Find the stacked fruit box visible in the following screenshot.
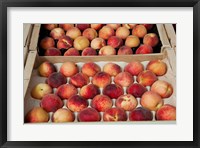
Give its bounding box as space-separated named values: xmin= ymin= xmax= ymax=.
xmin=24 ymin=24 xmax=176 ymax=123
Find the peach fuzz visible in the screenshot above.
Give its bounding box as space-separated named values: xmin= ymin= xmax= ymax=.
xmin=40 ymin=94 xmax=63 ymax=112
xmin=56 ymin=84 xmax=78 ymax=100
xmin=122 ymin=24 xmax=137 ymax=29
xmin=57 ymin=35 xmax=73 ymax=50
xmin=52 ymin=108 xmax=75 ymax=122
xmin=125 ymin=35 xmax=140 ymax=48
xmin=99 ymin=45 xmax=116 ymax=55
xmin=103 ymin=63 xmax=122 ymax=77
xmin=92 ymin=72 xmax=111 ymax=88
xmin=107 ymin=36 xmax=123 ymax=48
xmin=39 ymin=37 xmax=55 ymax=50
xmin=80 ymin=84 xmax=100 ymax=100
xmin=82 ymin=47 xmax=97 ymax=56
xmin=59 ymin=24 xmax=74 ymax=31
xmin=156 ymin=104 xmax=176 ymax=120
xmin=126 ymin=83 xmax=147 ymax=98
xmin=81 ymin=62 xmax=101 ymax=77
xmin=140 ymin=91 xmax=163 ymax=111
xmin=75 ymin=24 xmax=90 ymax=31
xmin=38 ymin=61 xmax=56 ymax=77
xmin=107 ymin=24 xmax=121 ymax=30
xmin=73 ymin=36 xmax=90 ymax=50
xmin=132 ymin=25 xmax=147 ymax=38
xmin=143 ymin=33 xmax=159 ymax=47
xmin=43 ymin=24 xmax=58 ymax=31
xmin=78 ymin=108 xmax=101 ymax=122
xmin=99 ymin=26 xmax=115 ymax=40
xmin=69 ymin=73 xmax=89 ymax=88
xmin=50 ymin=27 xmax=65 ymax=40
xmin=90 ymin=24 xmax=103 ymax=30
xmin=64 ymin=48 xmax=80 ymax=56
xmin=102 ymin=84 xmax=124 ymax=99
xmin=146 ymin=60 xmax=167 ymax=76
xmin=66 ymin=27 xmax=81 ymax=40
xmin=137 ymin=70 xmax=158 ymax=87
xmin=91 ymin=95 xmax=113 ymax=112
xmin=151 ymin=80 xmax=173 ymax=98
xmin=124 ymin=61 xmax=144 ymax=76
xmin=103 ymin=108 xmax=127 ymax=121
xmin=91 ymin=38 xmax=106 ymax=49
xmin=114 ymin=72 xmax=133 ymax=87
xmin=44 ymin=47 xmax=61 ymax=56
xmin=47 ymin=72 xmax=66 ymax=88
xmin=25 ymin=107 xmax=49 ymax=123
xmin=67 ymin=95 xmax=88 ymax=112
xmin=60 ymin=61 xmax=79 ymax=77
xmin=135 ymin=44 xmax=153 ymax=54
xmin=117 ymin=46 xmax=133 ymax=55
xmin=82 ymin=28 xmax=98 ymax=41
xmin=116 ymin=27 xmax=130 ymax=39
xmin=129 ymin=107 xmax=153 ymax=121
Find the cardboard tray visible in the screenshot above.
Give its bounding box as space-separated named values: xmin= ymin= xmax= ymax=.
xmin=164 ymin=24 xmax=176 ymax=53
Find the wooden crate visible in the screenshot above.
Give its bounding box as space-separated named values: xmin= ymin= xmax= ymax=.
xmin=164 ymin=24 xmax=176 ymax=53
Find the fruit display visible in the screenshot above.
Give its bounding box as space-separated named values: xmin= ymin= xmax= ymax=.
xmin=37 ymin=24 xmax=162 ymax=56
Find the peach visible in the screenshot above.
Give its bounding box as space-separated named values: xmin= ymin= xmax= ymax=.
xmin=92 ymin=72 xmax=111 ymax=88
xmin=117 ymin=46 xmax=133 ymax=55
xmin=57 ymin=35 xmax=73 ymax=50
xmin=143 ymin=33 xmax=159 ymax=47
xmin=81 ymin=62 xmax=101 ymax=77
xmin=78 ymin=108 xmax=101 ymax=122
xmin=90 ymin=24 xmax=103 ymax=30
xmin=99 ymin=45 xmax=116 ymax=55
xmin=116 ymin=94 xmax=138 ymax=111
xmin=132 ymin=25 xmax=147 ymax=38
xmin=124 ymin=61 xmax=144 ymax=76
xmin=122 ymin=24 xmax=137 ymax=29
xmin=69 ymin=73 xmax=89 ymax=88
xmin=82 ymin=28 xmax=97 ymax=41
xmin=44 ymin=47 xmax=61 ymax=56
xmin=59 ymin=24 xmax=74 ymax=31
xmin=99 ymin=26 xmax=115 ymax=40
xmin=80 ymin=84 xmax=100 ymax=100
xmin=103 ymin=108 xmax=127 ymax=121
xmin=39 ymin=37 xmax=55 ymax=50
xmin=25 ymin=107 xmax=49 ymax=123
xmin=91 ymin=38 xmax=106 ymax=49
xmin=146 ymin=60 xmax=167 ymax=76
xmin=82 ymin=47 xmax=97 ymax=56
xmin=137 ymin=70 xmax=158 ymax=87
xmin=114 ymin=72 xmax=133 ymax=87
xmin=31 ymin=83 xmax=53 ymax=100
xmin=75 ymin=24 xmax=90 ymax=31
xmin=129 ymin=107 xmax=153 ymax=121
xmin=73 ymin=36 xmax=90 ymax=50
xmin=40 ymin=94 xmax=63 ymax=112
xmin=156 ymin=104 xmax=176 ymax=120
xmin=151 ymin=80 xmax=173 ymax=98
xmin=60 ymin=61 xmax=79 ymax=77
xmin=43 ymin=24 xmax=58 ymax=31
xmin=103 ymin=63 xmax=122 ymax=76
xmin=107 ymin=24 xmax=121 ymax=30
xmin=125 ymin=35 xmax=140 ymax=48
xmin=64 ymin=48 xmax=80 ymax=56
xmin=143 ymin=24 xmax=154 ymax=30
xmin=50 ymin=28 xmax=65 ymax=40
xmin=135 ymin=44 xmax=153 ymax=54
xmin=140 ymin=91 xmax=163 ymax=111
xmin=52 ymin=108 xmax=75 ymax=122
xmin=47 ymin=72 xmax=66 ymax=88
xmin=67 ymin=95 xmax=88 ymax=112
xmin=126 ymin=83 xmax=147 ymax=98
xmin=56 ymin=84 xmax=78 ymax=100
xmin=102 ymin=84 xmax=124 ymax=99
xmin=38 ymin=61 xmax=56 ymax=77
xmin=66 ymin=27 xmax=81 ymax=40
xmin=116 ymin=27 xmax=130 ymax=39
xmin=107 ymin=36 xmax=123 ymax=48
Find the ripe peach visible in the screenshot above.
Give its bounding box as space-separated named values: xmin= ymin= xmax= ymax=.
xmin=91 ymin=38 xmax=106 ymax=49
xmin=151 ymin=80 xmax=173 ymax=98
xmin=124 ymin=61 xmax=144 ymax=76
xmin=143 ymin=33 xmax=159 ymax=47
xmin=99 ymin=26 xmax=115 ymax=40
xmin=38 ymin=61 xmax=56 ymax=77
xmin=91 ymin=95 xmax=113 ymax=112
xmin=82 ymin=28 xmax=97 ymax=41
xmin=64 ymin=48 xmax=80 ymax=56
xmin=40 ymin=94 xmax=63 ymax=112
xmin=117 ymin=46 xmax=133 ymax=55
xmin=102 ymin=84 xmax=124 ymax=99
xmin=67 ymin=95 xmax=88 ymax=112
xmin=107 ymin=36 xmax=123 ymax=48
xmin=132 ymin=25 xmax=147 ymax=38
xmin=143 ymin=24 xmax=154 ymax=30
xmin=56 ymin=84 xmax=78 ymax=100
xmin=140 ymin=91 xmax=163 ymax=111
xmin=60 ymin=61 xmax=79 ymax=77
xmin=90 ymin=24 xmax=103 ymax=30
xmin=129 ymin=107 xmax=153 ymax=121
xmin=43 ymin=24 xmax=58 ymax=31
xmin=69 ymin=73 xmax=89 ymax=88
xmin=135 ymin=44 xmax=153 ymax=54
xmin=47 ymin=72 xmax=67 ymax=88
xmin=116 ymin=27 xmax=130 ymax=39
xmin=137 ymin=70 xmax=158 ymax=86
xmin=52 ymin=108 xmax=75 ymax=122
xmin=78 ymin=108 xmax=101 ymax=122
xmin=82 ymin=47 xmax=97 ymax=56
xmin=146 ymin=60 xmax=167 ymax=76
xmin=122 ymin=24 xmax=137 ymax=29
xmin=103 ymin=108 xmax=127 ymax=121
xmin=50 ymin=28 xmax=65 ymax=40
xmin=59 ymin=24 xmax=74 ymax=31
xmin=126 ymin=83 xmax=147 ymax=98
xmin=107 ymin=24 xmax=121 ymax=30
xmin=103 ymin=63 xmax=122 ymax=76
xmin=75 ymin=24 xmax=90 ymax=31
xmin=25 ymin=107 xmax=49 ymax=123
xmin=73 ymin=36 xmax=90 ymax=50
xmin=81 ymin=62 xmax=101 ymax=77
xmin=156 ymin=104 xmax=176 ymax=120
xmin=40 ymin=37 xmax=55 ymax=50
xmin=57 ymin=35 xmax=73 ymax=50
xmin=80 ymin=84 xmax=100 ymax=99
xmin=114 ymin=72 xmax=133 ymax=87
xmin=92 ymin=72 xmax=111 ymax=88
xmin=66 ymin=27 xmax=81 ymax=40
xmin=31 ymin=83 xmax=53 ymax=100
xmin=44 ymin=47 xmax=61 ymax=56
xmin=125 ymin=35 xmax=140 ymax=48
xmin=116 ymin=94 xmax=138 ymax=111
xmin=99 ymin=45 xmax=116 ymax=55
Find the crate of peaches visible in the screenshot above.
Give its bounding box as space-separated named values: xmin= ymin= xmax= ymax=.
xmin=29 ymin=23 xmax=170 ymax=56
xmin=24 ymin=49 xmax=176 ymax=123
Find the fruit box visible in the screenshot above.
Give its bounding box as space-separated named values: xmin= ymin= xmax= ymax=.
xmin=24 ymin=48 xmax=176 ymax=124
xmin=164 ymin=24 xmax=176 ymax=53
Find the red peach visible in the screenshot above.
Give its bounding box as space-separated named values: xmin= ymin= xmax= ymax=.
xmin=60 ymin=61 xmax=79 ymax=77
xmin=44 ymin=47 xmax=61 ymax=56
xmin=91 ymin=38 xmax=106 ymax=49
xmin=82 ymin=47 xmax=97 ymax=56
xmin=125 ymin=35 xmax=140 ymax=48
xmin=78 ymin=108 xmax=101 ymax=122
xmin=107 ymin=36 xmax=123 ymax=48
xmin=137 ymin=70 xmax=158 ymax=87
xmin=90 ymin=24 xmax=103 ymax=30
xmin=135 ymin=44 xmax=153 ymax=54
xmin=52 ymin=108 xmax=75 ymax=122
xmin=57 ymin=35 xmax=73 ymax=50
xmin=66 ymin=27 xmax=81 ymax=40
xmin=47 ymin=72 xmax=67 ymax=88
xmin=103 ymin=108 xmax=127 ymax=121
xmin=124 ymin=61 xmax=144 ymax=76
xmin=81 ymin=62 xmax=101 ymax=77
xmin=64 ymin=48 xmax=80 ymax=56
xmin=99 ymin=45 xmax=116 ymax=55
xmin=132 ymin=25 xmax=147 ymax=38
xmin=40 ymin=37 xmax=55 ymax=50
xmin=67 ymin=95 xmax=88 ymax=112
xmin=50 ymin=28 xmax=65 ymax=40
xmin=156 ymin=104 xmax=176 ymax=120
xmin=107 ymin=24 xmax=121 ymax=30
xmin=117 ymin=46 xmax=133 ymax=55
xmin=59 ymin=24 xmax=74 ymax=31
xmin=103 ymin=63 xmax=122 ymax=76
xmin=146 ymin=60 xmax=167 ymax=76
xmin=80 ymin=84 xmax=100 ymax=100
xmin=69 ymin=73 xmax=89 ymax=88
xmin=143 ymin=24 xmax=154 ymax=30
xmin=122 ymin=24 xmax=137 ymax=29
xmin=75 ymin=24 xmax=90 ymax=31
xmin=99 ymin=26 xmax=115 ymax=40
xmin=92 ymin=72 xmax=111 ymax=88
xmin=82 ymin=28 xmax=98 ymax=41
xmin=73 ymin=36 xmax=90 ymax=50
xmin=114 ymin=72 xmax=133 ymax=87
xmin=116 ymin=27 xmax=130 ymax=39
xmin=56 ymin=84 xmax=78 ymax=100
xmin=129 ymin=107 xmax=153 ymax=121
xmin=43 ymin=24 xmax=58 ymax=31
xmin=102 ymin=84 xmax=124 ymax=99
xmin=126 ymin=83 xmax=147 ymax=98
xmin=143 ymin=33 xmax=159 ymax=47
xmin=38 ymin=61 xmax=56 ymax=77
